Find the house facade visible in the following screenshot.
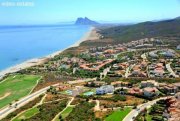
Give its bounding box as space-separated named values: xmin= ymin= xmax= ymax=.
xmin=96 ymin=85 xmax=114 ymax=95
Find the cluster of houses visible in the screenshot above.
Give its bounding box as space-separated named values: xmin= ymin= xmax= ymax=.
xmin=53 ymin=78 xmax=180 ymax=104
xmin=158 ymin=83 xmax=180 ymax=95
xmin=80 ymin=43 xmax=178 ymax=79
xmin=89 ymin=44 xmax=127 ymax=54
xmin=127 ymin=80 xmax=180 ymax=98
xmin=87 ymin=44 xmax=127 ymax=61
xmin=122 ymin=38 xmax=155 ymax=48
xmin=149 ymin=49 xmax=175 ymax=58
xmin=87 ymin=78 xmax=180 ymax=98
xmin=163 ymin=93 xmax=180 ymax=121
xmin=51 ymin=36 xmax=179 ymax=80
xmin=148 ymin=62 xmax=166 ymax=77
xmin=129 ymin=61 xmax=148 ymax=77
xmin=90 ymin=79 xmax=180 ymax=98
xmin=79 ymin=59 xmax=114 ymax=71
xmin=59 ymin=57 xmax=85 ymax=70
xmin=26 ymin=36 xmax=177 ymax=83
xmin=107 ymin=62 xmax=129 ymax=77
xmin=128 ymin=80 xmax=160 ymax=98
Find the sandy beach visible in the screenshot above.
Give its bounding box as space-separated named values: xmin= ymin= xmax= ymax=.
xmin=0 ymin=26 xmax=99 ymax=80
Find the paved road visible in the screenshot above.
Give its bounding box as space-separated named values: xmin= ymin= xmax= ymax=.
xmin=123 ymin=97 xmax=169 ymax=121
xmin=125 ymin=66 xmax=130 ymax=78
xmin=0 ymin=78 xmax=94 ymax=120
xmin=166 ymin=63 xmax=179 ymax=78
xmin=125 ymin=64 xmax=135 ymax=78
xmin=0 ymin=83 xmax=59 ymax=120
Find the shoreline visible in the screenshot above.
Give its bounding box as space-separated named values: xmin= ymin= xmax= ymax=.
xmin=0 ymin=26 xmax=99 ymax=80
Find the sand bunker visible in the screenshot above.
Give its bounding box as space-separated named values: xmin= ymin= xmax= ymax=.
xmin=0 ymin=92 xmax=11 ymax=100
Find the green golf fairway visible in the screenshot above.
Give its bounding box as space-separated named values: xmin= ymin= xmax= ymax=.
xmin=0 ymin=74 xmax=40 ymax=109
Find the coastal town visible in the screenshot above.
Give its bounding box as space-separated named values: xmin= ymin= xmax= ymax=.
xmin=0 ymin=25 xmax=179 ymax=121
xmin=2 ymin=0 xmax=180 ymax=121
xmin=22 ymin=37 xmax=180 ymax=80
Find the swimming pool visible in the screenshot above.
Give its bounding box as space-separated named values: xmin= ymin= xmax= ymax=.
xmin=65 ymin=90 xmax=72 ymax=95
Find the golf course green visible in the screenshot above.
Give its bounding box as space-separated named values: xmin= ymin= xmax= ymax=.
xmin=0 ymin=74 xmax=41 ymax=109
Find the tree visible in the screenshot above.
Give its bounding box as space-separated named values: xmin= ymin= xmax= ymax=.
xmin=59 ymin=115 xmax=62 ymax=120
xmin=9 ymin=103 xmax=12 ymax=107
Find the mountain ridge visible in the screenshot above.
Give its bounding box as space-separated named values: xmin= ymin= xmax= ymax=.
xmin=99 ymin=18 xmax=180 ymax=43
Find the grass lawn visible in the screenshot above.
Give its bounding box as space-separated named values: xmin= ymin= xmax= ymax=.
xmin=145 ymin=114 xmax=152 ymax=121
xmin=0 ymin=74 xmax=40 ymax=108
xmin=105 ymin=107 xmax=132 ymax=121
xmin=145 ymin=108 xmax=152 ymax=121
xmin=54 ymin=106 xmax=74 ymax=121
xmin=61 ymin=106 xmax=74 ymax=119
xmin=12 ymin=107 xmax=39 ymax=121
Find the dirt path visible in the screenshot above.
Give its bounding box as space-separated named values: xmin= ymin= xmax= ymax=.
xmin=94 ymin=100 xmax=100 ymax=111
xmin=0 ymin=93 xmax=11 ymax=100
xmin=52 ymin=97 xmax=74 ymax=121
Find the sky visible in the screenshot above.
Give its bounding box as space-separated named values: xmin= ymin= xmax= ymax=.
xmin=0 ymin=0 xmax=180 ymax=25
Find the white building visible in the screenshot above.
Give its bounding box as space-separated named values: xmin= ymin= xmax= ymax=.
xmin=177 ymin=45 xmax=180 ymax=50
xmin=96 ymin=85 xmax=114 ymax=95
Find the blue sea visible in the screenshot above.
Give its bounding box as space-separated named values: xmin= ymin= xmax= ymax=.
xmin=0 ymin=24 xmax=90 ymax=71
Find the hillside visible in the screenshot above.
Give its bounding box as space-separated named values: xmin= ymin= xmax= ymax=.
xmin=99 ymin=19 xmax=180 ymax=43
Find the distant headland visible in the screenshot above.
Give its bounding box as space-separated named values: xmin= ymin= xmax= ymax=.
xmin=75 ymin=17 xmax=99 ymax=25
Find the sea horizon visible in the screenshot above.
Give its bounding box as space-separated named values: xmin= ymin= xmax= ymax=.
xmin=0 ymin=24 xmax=91 ymax=71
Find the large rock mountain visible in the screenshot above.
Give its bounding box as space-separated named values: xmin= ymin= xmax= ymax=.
xmin=75 ymin=17 xmax=99 ymax=25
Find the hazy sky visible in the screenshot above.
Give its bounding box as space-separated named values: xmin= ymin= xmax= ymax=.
xmin=0 ymin=0 xmax=180 ymax=25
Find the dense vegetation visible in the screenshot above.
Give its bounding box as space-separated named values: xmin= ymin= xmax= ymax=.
xmin=135 ymin=99 xmax=167 ymax=121
xmin=99 ymin=18 xmax=180 ymax=43
xmin=26 ymin=99 xmax=68 ymax=121
xmin=65 ymin=101 xmax=96 ymax=121
xmin=12 ymin=107 xmax=39 ymax=121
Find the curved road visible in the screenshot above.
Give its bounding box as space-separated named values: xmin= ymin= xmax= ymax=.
xmin=166 ymin=63 xmax=179 ymax=78
xmin=123 ymin=97 xmax=170 ymax=121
